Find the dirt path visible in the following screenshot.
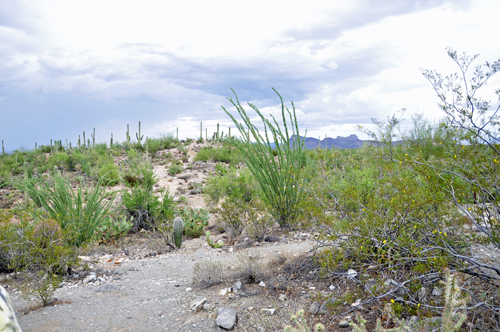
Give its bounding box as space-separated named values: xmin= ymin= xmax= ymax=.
xmin=11 ymin=239 xmax=315 ymax=332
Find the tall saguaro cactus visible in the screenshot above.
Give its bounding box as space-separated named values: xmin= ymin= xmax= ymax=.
xmin=126 ymin=124 xmax=130 ymax=143
xmin=136 ymin=121 xmax=143 ymax=145
xmin=91 ymin=128 xmax=96 ymax=148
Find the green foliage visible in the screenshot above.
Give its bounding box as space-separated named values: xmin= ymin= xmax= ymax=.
xmin=0 ymin=210 xmax=78 ymax=306
xmin=193 ymin=145 xmax=242 ymax=164
xmin=204 ymin=166 xmax=259 ymax=206
xmin=168 ymin=164 xmax=183 ymax=176
xmin=205 ymin=231 xmax=223 ymax=248
xmin=13 ymin=172 xmax=116 ymax=247
xmin=93 ymin=215 xmax=133 ymax=243
xmin=97 ymin=162 xmax=120 ymax=186
xmin=283 ymin=309 xmax=325 ymax=332
xmin=175 ymin=206 xmax=209 ymax=238
xmin=223 ymin=88 xmax=307 ymax=227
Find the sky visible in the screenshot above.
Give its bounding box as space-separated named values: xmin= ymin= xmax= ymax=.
xmin=1 ymin=0 xmax=500 ymax=152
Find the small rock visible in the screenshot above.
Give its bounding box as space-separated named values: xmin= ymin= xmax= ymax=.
xmin=264 ymin=236 xmax=281 ymax=242
xmin=219 ymin=288 xmax=232 ymax=296
xmin=191 ymin=297 xmax=207 ymax=313
xmin=203 ymin=302 xmax=214 ymax=311
xmin=309 ymin=302 xmax=320 ymax=314
xmin=347 ymin=269 xmax=357 ymax=279
xmin=232 ymin=280 xmax=242 ymax=293
xmin=259 ymin=281 xmax=266 ymax=287
xmin=215 ymin=308 xmax=237 ymax=330
xmin=185 ymin=287 xmax=193 ymax=292
xmin=351 ymin=299 xmax=361 ymax=307
xmin=329 ymin=285 xmax=336 ymax=291
xmin=261 ymin=308 xmax=276 ymax=315
xmin=83 ymin=274 xmax=96 ymax=284
xmin=339 ymin=320 xmax=350 ymax=328
xmin=278 ymin=294 xmax=287 ymax=302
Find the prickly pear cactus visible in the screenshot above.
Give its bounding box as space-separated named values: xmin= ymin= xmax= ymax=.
xmin=173 ymin=217 xmax=184 ymax=249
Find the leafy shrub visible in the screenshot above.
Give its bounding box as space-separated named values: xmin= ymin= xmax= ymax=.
xmin=168 ymin=164 xmax=183 ymax=176
xmin=194 ymin=145 xmax=242 ymax=164
xmin=97 ymin=163 xmax=120 ymax=186
xmin=204 ymin=166 xmax=259 ymax=206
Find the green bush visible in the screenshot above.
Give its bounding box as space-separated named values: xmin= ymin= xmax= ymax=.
xmin=13 ymin=172 xmax=117 ymax=247
xmin=97 ymin=163 xmax=120 ymax=186
xmin=194 ymin=145 xmax=242 ymax=164
xmin=168 ymin=164 xmax=183 ymax=176
xmin=204 ymin=166 xmax=259 ymax=206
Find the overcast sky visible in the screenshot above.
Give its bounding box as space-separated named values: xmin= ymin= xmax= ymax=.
xmin=1 ymin=0 xmax=499 ymax=151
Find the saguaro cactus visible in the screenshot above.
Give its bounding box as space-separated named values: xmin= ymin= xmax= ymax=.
xmin=173 ymin=217 xmax=184 ymax=249
xmin=110 ymin=133 xmax=113 ymax=148
xmin=126 ymin=124 xmax=130 ymax=143
xmin=136 ymin=121 xmax=143 ymax=144
xmin=91 ymin=128 xmax=95 ymax=148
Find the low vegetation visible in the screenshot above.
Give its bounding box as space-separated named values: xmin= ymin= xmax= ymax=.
xmin=0 ymin=49 xmax=499 ymax=330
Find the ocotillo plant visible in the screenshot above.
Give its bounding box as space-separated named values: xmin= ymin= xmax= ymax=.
xmin=173 ymin=217 xmax=184 ymax=249
xmin=91 ymin=128 xmax=95 ymax=148
xmin=136 ymin=121 xmax=143 ymax=145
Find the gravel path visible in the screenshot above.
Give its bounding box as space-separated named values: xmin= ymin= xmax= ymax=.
xmin=11 ymin=240 xmax=314 ymax=332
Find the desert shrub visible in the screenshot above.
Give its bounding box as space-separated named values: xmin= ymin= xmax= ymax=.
xmin=192 ymin=260 xmax=226 ymax=286
xmin=204 ymin=166 xmax=259 ymax=206
xmin=194 ymin=145 xmax=242 ymax=164
xmin=47 ymin=152 xmax=69 ymax=170
xmin=223 ymin=88 xmax=307 ymax=227
xmin=310 ymin=49 xmax=500 ymax=327
xmin=283 ymin=309 xmax=325 ymax=332
xmin=233 ymin=252 xmax=265 ymax=284
xmin=12 ymin=171 xmax=116 ymax=247
xmin=0 ymin=210 xmax=78 ymax=307
xmin=218 ymin=198 xmax=272 ymax=241
xmin=168 ymin=164 xmax=183 ymax=176
xmin=97 ymin=162 xmax=120 ymax=186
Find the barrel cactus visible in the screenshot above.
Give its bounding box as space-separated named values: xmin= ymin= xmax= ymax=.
xmin=173 ymin=217 xmax=184 ymax=249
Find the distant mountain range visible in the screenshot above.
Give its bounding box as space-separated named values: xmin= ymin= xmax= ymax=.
xmin=289 ymin=134 xmax=369 ymax=150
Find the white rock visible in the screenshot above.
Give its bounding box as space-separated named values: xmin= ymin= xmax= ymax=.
xmin=185 ymin=287 xmax=193 ymax=292
xmin=347 ymin=269 xmax=357 ymax=279
xmin=278 ymin=294 xmax=287 ymax=302
xmin=219 ymin=288 xmax=232 ymax=296
xmin=190 ymin=296 xmax=207 ymax=312
xmin=259 ymin=281 xmax=266 ymax=287
xmin=261 ymin=308 xmax=276 ymax=315
xmin=329 ymin=285 xmax=336 ymax=290
xmin=351 ymin=299 xmax=361 ymax=307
